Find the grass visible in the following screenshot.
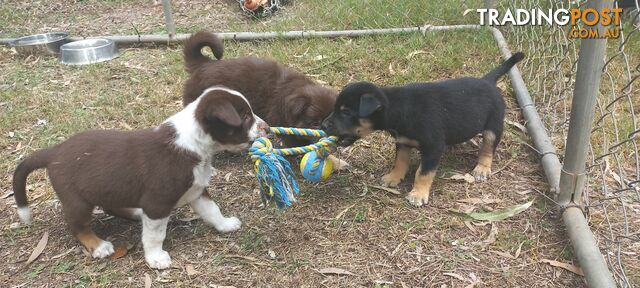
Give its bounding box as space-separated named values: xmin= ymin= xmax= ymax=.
xmin=0 ymin=0 xmax=485 ymax=37
xmin=1 ymin=0 xmax=634 ymax=287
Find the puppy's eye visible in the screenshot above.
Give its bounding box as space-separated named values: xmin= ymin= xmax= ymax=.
xmin=341 ymin=108 xmax=354 ymax=117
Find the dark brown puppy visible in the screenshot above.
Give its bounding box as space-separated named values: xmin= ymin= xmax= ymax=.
xmin=183 ymin=31 xmax=335 ymax=136
xmin=13 ymin=87 xmax=268 ymax=269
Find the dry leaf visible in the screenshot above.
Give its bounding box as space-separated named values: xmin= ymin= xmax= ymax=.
xmin=468 ymin=272 xmax=480 ymax=284
xmin=334 ymin=204 xmax=356 ymax=220
xmin=14 ymin=141 xmax=22 ymax=152
xmin=315 ymin=79 xmax=328 ymax=85
xmin=452 ymin=201 xmax=533 ymax=221
xmin=491 ymin=250 xmax=516 ymax=259
xmin=51 ymin=247 xmax=76 ymax=260
xmin=317 ymin=267 xmax=355 ymax=276
xmin=406 ymin=50 xmax=428 ymax=59
xmin=369 ymin=185 xmax=401 ymax=195
xmin=186 ymin=264 xmax=198 ymax=276
xmin=388 ymin=62 xmax=395 ymax=74
xmin=607 ymin=170 xmax=624 ymax=187
xmin=514 ymin=241 xmax=525 ymax=258
xmin=458 ymin=197 xmax=503 ymax=205
xmin=463 ymin=8 xmax=474 ymax=16
xmin=464 ymin=221 xmax=477 ymax=233
xmin=482 ymin=224 xmax=498 ymax=246
xmin=119 ymin=121 xmax=133 ymax=130
xmin=224 ymin=172 xmax=232 ymax=182
xmin=26 ymin=231 xmax=48 ymax=265
xmin=110 ymin=245 xmax=128 ymax=260
xmin=1 ymin=190 xmax=14 ymax=199
xmin=144 ymin=273 xmax=152 ymax=288
xmin=507 ymin=120 xmax=527 ymax=133
xmin=540 ymin=259 xmax=584 ymax=276
xmin=449 ymin=173 xmax=475 ymax=184
xmin=443 ymin=272 xmax=465 ymax=281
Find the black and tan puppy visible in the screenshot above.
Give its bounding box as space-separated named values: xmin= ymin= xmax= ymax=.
xmin=321 ymin=53 xmax=524 ymax=207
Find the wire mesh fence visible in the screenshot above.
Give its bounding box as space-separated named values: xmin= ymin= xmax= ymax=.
xmin=497 ymin=0 xmax=640 ymax=286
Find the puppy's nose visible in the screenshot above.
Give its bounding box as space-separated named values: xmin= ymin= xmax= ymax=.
xmin=255 ymin=116 xmax=270 ymax=137
xmin=321 ymin=117 xmax=332 ymax=131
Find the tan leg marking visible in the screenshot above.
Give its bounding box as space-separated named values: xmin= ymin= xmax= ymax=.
xmin=382 ymin=146 xmax=411 ymax=187
xmin=406 ymin=165 xmax=436 ymax=207
xmin=76 ymin=229 xmax=106 ymax=251
xmin=472 ymin=130 xmax=496 ymax=181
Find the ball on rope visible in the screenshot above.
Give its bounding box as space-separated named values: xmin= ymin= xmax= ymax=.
xmin=248 ymin=127 xmax=338 ymax=208
xmin=300 ymin=150 xmax=333 ymax=182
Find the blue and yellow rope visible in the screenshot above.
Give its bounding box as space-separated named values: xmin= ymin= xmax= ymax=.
xmin=248 ymin=127 xmax=337 ymax=208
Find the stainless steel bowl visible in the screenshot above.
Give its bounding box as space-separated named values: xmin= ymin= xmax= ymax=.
xmin=10 ymin=32 xmax=70 ymax=55
xmin=60 ymin=39 xmax=119 ymax=65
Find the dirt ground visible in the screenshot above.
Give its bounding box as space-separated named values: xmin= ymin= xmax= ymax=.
xmin=0 ymin=1 xmax=593 ymax=287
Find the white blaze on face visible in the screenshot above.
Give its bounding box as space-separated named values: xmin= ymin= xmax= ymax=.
xmin=165 ymin=85 xmax=269 ymax=156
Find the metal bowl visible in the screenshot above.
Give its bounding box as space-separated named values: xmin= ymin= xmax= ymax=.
xmin=60 ymin=39 xmax=119 ymax=65
xmin=10 ymin=32 xmax=70 ymax=56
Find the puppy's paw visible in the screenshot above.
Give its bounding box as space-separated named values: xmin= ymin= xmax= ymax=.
xmin=472 ymin=164 xmax=492 ymax=182
xmin=92 ymin=240 xmax=114 ymax=259
xmin=406 ymin=189 xmax=429 ymax=207
xmin=215 ymin=216 xmax=242 ymax=233
xmin=145 ymin=250 xmax=172 ymax=269
xmin=382 ymin=173 xmax=403 ymax=187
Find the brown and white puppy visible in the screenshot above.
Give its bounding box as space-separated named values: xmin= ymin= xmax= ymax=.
xmin=12 ymin=86 xmax=269 ymax=269
xmin=182 ymin=30 xmax=348 ymax=169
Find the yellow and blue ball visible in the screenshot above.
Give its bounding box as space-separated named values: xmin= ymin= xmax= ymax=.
xmin=300 ymin=151 xmax=333 ymax=182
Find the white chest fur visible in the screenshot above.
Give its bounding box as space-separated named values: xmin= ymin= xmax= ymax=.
xmin=176 ymin=159 xmax=217 ymax=207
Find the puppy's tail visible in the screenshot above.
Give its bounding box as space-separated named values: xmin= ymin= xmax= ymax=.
xmin=482 ymin=52 xmax=525 ymax=83
xmin=12 ymin=148 xmax=54 ymax=224
xmin=183 ymin=30 xmax=224 ymax=74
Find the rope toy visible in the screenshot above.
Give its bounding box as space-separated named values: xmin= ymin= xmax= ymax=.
xmin=248 ymin=127 xmax=338 ymax=208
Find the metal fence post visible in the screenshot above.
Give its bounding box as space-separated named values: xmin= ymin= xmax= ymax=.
xmin=161 ymin=0 xmax=176 ymax=39
xmin=484 ymin=0 xmax=493 ymax=24
xmin=558 ymin=0 xmax=617 ymax=287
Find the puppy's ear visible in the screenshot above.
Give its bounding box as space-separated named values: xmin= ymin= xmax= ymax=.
xmin=285 ymin=95 xmax=309 ymax=124
xmin=359 ymin=93 xmax=381 ymax=117
xmin=208 ymin=101 xmax=242 ymax=127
